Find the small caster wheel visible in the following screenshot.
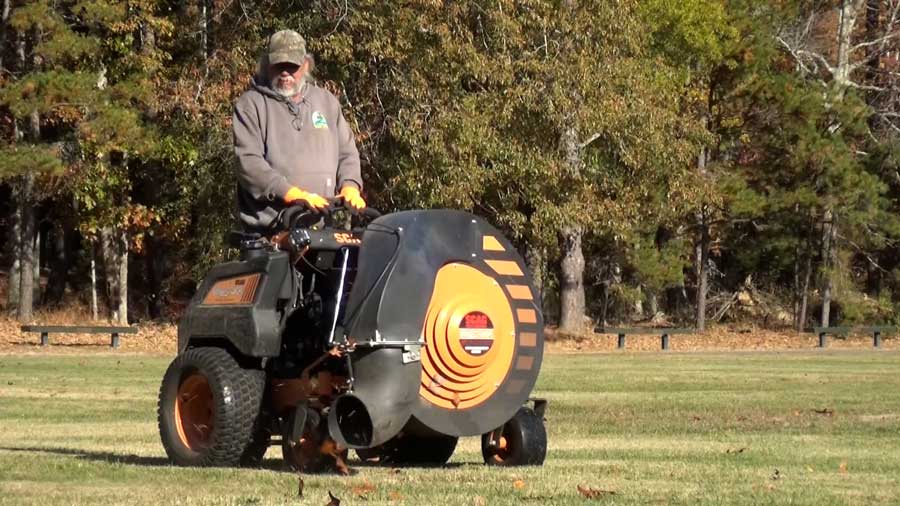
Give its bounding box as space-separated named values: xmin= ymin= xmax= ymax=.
xmin=481 ymin=407 xmax=546 ymax=466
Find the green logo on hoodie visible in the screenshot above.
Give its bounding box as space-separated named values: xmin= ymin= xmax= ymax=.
xmin=312 ymin=111 xmax=328 ymax=129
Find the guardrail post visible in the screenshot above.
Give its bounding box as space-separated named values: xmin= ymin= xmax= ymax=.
xmin=111 ymin=332 xmax=120 ymax=349
xmin=40 ymin=332 xmax=49 ymax=347
xmin=818 ymin=332 xmax=827 ymax=348
xmin=617 ymin=333 xmax=625 ymax=349
xmin=661 ymin=333 xmax=669 ymax=351
xmin=874 ymin=331 xmax=881 ymax=348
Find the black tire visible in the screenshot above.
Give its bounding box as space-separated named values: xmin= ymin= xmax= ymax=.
xmin=481 ymin=407 xmax=547 ymax=466
xmin=240 ymin=425 xmax=272 ymax=467
xmin=356 ymin=433 xmax=458 ymax=466
xmin=158 ymin=347 xmax=266 ymax=467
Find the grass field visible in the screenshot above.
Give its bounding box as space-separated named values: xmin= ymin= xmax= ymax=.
xmin=1 ymin=350 xmax=899 ymax=505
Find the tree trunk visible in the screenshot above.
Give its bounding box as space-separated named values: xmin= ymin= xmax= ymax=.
xmin=32 ymin=227 xmax=40 ymax=305
xmin=695 ymin=140 xmax=711 ymax=332
xmin=695 ymin=215 xmax=710 ymax=332
xmin=6 ymin=180 xmax=21 ymax=315
xmin=101 ymin=227 xmax=117 ymax=322
xmin=117 ymin=229 xmax=128 ymax=325
xmin=798 ymin=247 xmax=813 ymax=332
xmin=820 ymin=210 xmax=836 ymax=327
xmin=557 ymin=125 xmax=586 ymax=332
xmin=834 ymin=0 xmax=865 ymax=90
xmin=45 ymin=224 xmax=68 ymax=305
xmin=0 ymin=0 xmax=10 ymax=72
xmin=525 ymin=244 xmax=544 ymax=313
xmin=91 ymin=244 xmax=98 ymax=321
xmin=17 ymin=174 xmax=35 ymax=323
xmin=558 ymin=226 xmax=585 ymax=332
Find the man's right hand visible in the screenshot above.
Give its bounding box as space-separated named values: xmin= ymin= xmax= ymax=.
xmin=284 ymin=187 xmax=329 ymax=210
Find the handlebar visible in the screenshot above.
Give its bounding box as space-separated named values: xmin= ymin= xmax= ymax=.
xmin=278 ymin=197 xmax=381 ymax=231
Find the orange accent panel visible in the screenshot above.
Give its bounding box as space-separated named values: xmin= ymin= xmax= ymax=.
xmin=202 ymin=274 xmax=261 ymax=305
xmin=482 ymin=236 xmax=506 ymax=252
xmin=506 ymin=379 xmax=526 ymax=395
xmin=516 ymin=308 xmax=537 ymax=324
xmin=515 ymin=356 xmax=535 ymax=370
xmin=505 ymin=285 xmax=533 ymax=300
xmin=485 ymin=260 xmax=523 ymax=277
xmin=419 ymin=263 xmax=516 ymax=410
xmin=519 ymin=332 xmax=537 ymax=347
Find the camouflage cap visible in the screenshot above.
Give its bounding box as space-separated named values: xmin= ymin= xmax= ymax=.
xmin=267 ymin=30 xmax=307 ymax=66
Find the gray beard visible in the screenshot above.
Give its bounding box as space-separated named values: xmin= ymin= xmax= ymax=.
xmin=273 ymin=78 xmax=304 ymax=98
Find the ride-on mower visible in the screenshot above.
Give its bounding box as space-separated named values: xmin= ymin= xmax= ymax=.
xmin=157 ymin=201 xmax=546 ymax=472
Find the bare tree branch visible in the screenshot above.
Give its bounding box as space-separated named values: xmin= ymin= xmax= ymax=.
xmin=579 ymin=132 xmax=603 ymax=150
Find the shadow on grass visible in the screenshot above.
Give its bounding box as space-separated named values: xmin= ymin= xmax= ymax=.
xmin=3 ymin=341 xmax=115 ymax=348
xmin=0 ymin=446 xmax=471 ymax=473
xmin=0 ymin=445 xmax=171 ymax=467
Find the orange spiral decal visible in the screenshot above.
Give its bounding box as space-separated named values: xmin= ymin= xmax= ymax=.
xmin=420 ymin=263 xmax=516 ymax=410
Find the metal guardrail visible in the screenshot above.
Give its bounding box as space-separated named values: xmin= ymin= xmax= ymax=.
xmin=20 ymin=325 xmax=138 ymax=348
xmin=813 ymin=326 xmax=897 ymax=348
xmin=594 ymin=327 xmax=695 ymax=351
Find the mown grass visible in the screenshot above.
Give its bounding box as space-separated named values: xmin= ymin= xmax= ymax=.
xmin=0 ymin=350 xmax=898 ymax=505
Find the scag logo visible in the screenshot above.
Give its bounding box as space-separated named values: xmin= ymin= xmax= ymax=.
xmin=458 ymin=311 xmax=494 ymax=356
xmin=333 ymin=233 xmax=362 ymax=245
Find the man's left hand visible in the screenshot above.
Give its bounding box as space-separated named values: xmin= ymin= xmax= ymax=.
xmin=339 ymin=186 xmax=366 ymax=211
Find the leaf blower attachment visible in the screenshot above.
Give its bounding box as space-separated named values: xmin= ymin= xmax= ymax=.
xmin=328 ymin=210 xmax=544 ymax=449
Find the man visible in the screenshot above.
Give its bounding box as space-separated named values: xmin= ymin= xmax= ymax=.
xmin=233 ymin=29 xmax=366 ymax=232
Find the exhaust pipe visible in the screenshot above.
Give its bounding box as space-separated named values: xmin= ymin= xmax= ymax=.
xmin=328 ymin=347 xmax=420 ymax=449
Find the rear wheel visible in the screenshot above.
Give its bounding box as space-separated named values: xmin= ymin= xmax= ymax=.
xmin=356 ymin=433 xmax=458 ymax=466
xmin=158 ymin=347 xmax=266 ymax=467
xmin=481 ymin=407 xmax=546 ymax=466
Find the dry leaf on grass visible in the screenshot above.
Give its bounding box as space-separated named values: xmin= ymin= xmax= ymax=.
xmin=325 ymin=491 xmax=341 ymax=506
xmin=352 ymin=480 xmax=377 ymax=498
xmin=577 ymin=485 xmax=616 ymax=499
xmin=839 ymin=461 xmax=848 ymax=474
xmin=513 ymin=479 xmax=526 ymax=490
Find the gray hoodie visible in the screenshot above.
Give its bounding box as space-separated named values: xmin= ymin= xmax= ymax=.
xmin=232 ymin=76 xmax=362 ymax=232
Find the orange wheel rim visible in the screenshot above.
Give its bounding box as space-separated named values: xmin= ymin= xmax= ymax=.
xmin=490 ymin=432 xmax=511 ymax=463
xmin=174 ymin=372 xmax=214 ymax=450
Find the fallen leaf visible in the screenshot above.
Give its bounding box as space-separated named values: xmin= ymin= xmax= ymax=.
xmin=813 ymin=408 xmax=834 ymax=416
xmin=577 ymin=485 xmax=616 ymax=499
xmin=793 ymin=410 xmax=801 ymax=417
xmin=691 ymin=415 xmax=702 ymax=421
xmin=513 ymin=479 xmax=526 ymax=490
xmin=766 ymin=483 xmax=777 ymax=491
xmin=352 ymin=480 xmax=377 ymax=498
xmin=839 ymin=461 xmax=848 ymax=474
xmin=325 ymin=491 xmax=341 ymax=506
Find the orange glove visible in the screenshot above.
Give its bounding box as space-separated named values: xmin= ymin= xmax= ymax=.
xmin=339 ymin=186 xmax=366 ymax=211
xmin=284 ymin=187 xmax=328 ymax=210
